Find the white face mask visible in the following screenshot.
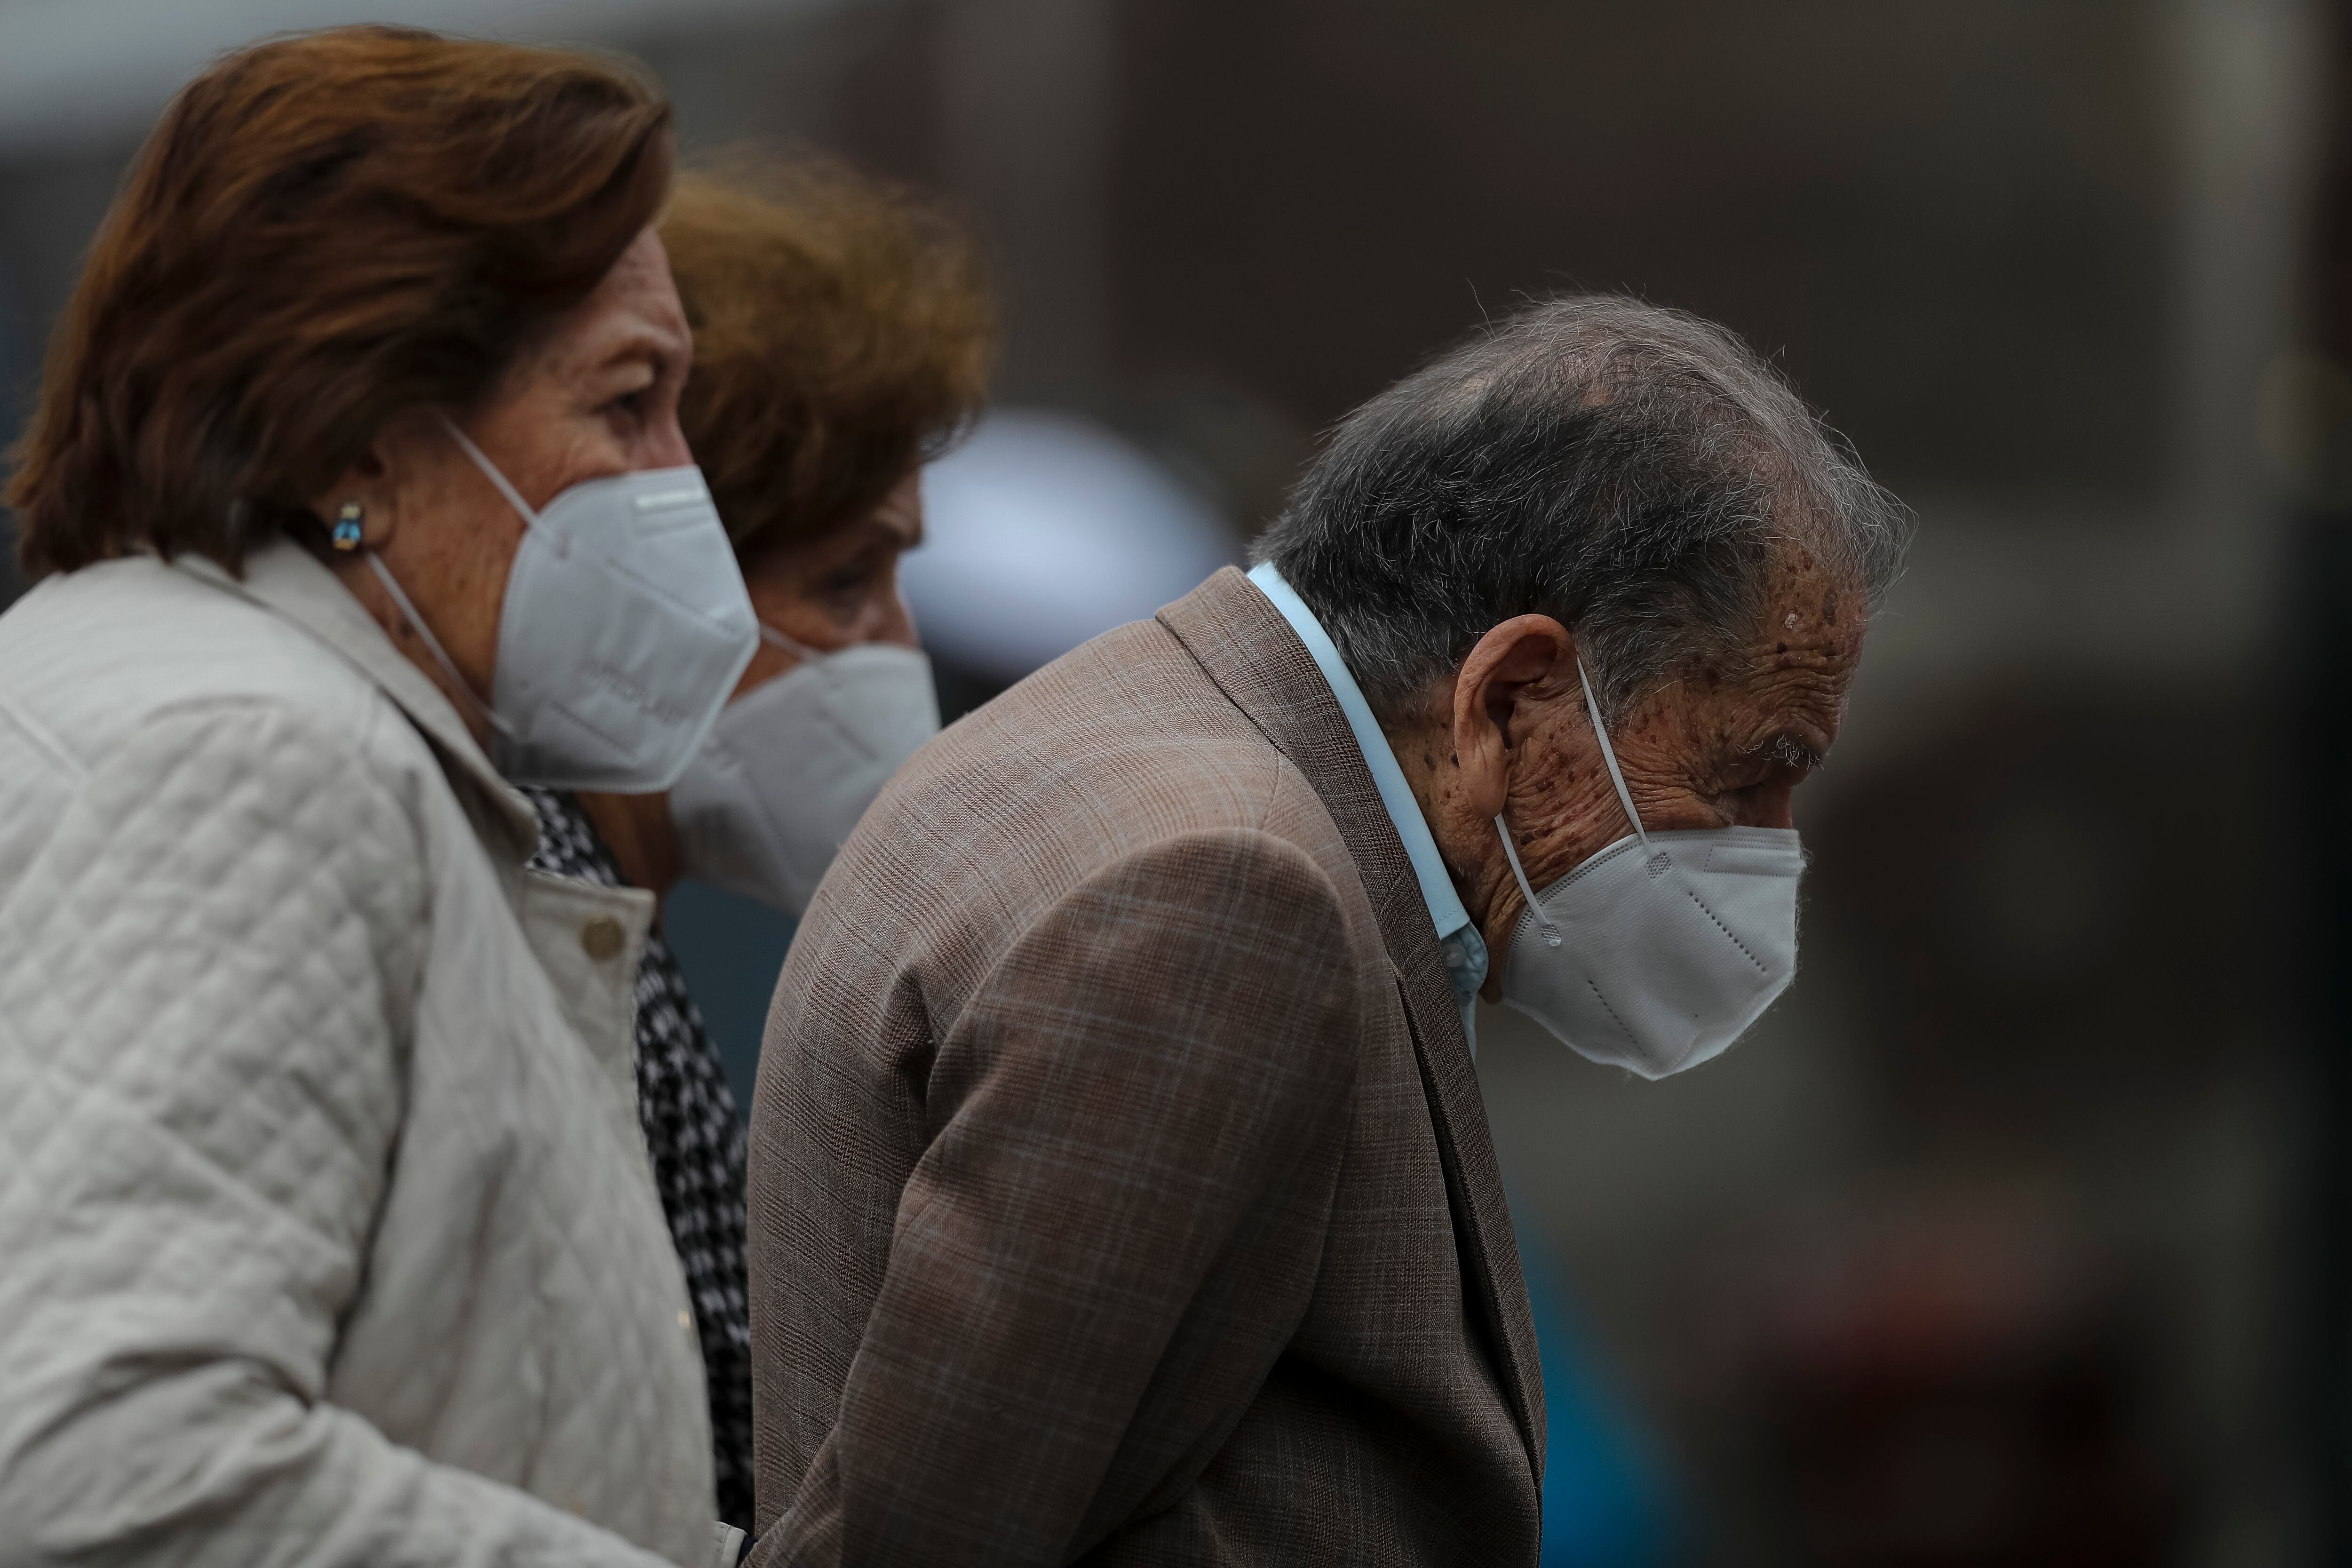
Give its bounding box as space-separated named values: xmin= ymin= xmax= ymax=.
xmin=1492 ymin=660 xmax=1805 ymax=1080
xmin=366 ymin=419 xmax=759 ymax=791
xmin=667 ymin=622 xmax=940 ymax=914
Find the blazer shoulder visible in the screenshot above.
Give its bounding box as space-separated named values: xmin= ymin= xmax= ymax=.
xmin=882 ymin=617 xmax=1299 ymax=862
xmin=796 ymin=617 xmax=1377 ymax=1032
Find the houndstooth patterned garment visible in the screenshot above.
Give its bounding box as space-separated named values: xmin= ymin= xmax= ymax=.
xmin=523 ymin=787 xmax=755 ymax=1534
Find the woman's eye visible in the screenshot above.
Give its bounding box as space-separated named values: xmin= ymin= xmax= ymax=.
xmin=824 ymin=564 xmax=879 ymax=603
xmin=824 ymin=588 xmax=872 ymax=625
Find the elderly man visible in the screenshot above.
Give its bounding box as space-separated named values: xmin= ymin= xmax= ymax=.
xmin=747 ymin=296 xmax=1907 ymax=1565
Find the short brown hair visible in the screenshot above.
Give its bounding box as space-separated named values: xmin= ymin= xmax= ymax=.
xmin=7 ymin=26 xmax=673 ymax=580
xmin=661 ymin=155 xmax=995 ymax=556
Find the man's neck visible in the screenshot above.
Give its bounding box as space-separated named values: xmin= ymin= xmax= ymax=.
xmin=1378 ymin=708 xmax=1509 ymax=950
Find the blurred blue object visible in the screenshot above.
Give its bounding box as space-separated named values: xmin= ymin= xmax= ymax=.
xmin=905 ymin=408 xmax=1240 ymax=683
xmin=1515 ymin=1211 xmax=1684 ymax=1568
xmin=661 ymin=878 xmax=797 ymax=1117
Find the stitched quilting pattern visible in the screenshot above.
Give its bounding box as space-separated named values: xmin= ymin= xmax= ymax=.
xmin=0 ymin=686 xmax=712 ymax=1566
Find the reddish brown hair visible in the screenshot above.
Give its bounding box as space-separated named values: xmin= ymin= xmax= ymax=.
xmin=661 ymin=154 xmax=995 ymax=557
xmin=6 ymin=26 xmax=673 ymax=579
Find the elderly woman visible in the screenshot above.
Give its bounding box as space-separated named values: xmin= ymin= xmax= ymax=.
xmin=515 ymin=159 xmax=994 ymax=1531
xmin=0 ymin=29 xmax=752 ymax=1568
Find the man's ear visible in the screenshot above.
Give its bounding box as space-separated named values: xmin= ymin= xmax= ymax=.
xmin=1449 ymin=614 xmax=1574 ymax=819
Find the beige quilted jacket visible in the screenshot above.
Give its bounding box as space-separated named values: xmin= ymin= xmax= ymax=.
xmin=0 ymin=542 xmax=735 ymax=1568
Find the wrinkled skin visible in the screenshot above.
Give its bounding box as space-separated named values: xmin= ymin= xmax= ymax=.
xmin=1386 ymin=545 xmax=1869 ymax=997
xmin=312 ymin=225 xmax=697 ymax=742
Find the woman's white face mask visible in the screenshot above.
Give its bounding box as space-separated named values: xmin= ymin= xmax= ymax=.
xmin=365 ymin=417 xmax=759 ymax=792
xmin=667 ymin=621 xmax=939 ymax=914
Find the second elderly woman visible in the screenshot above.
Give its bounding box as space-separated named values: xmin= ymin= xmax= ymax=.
xmin=0 ymin=28 xmax=749 ymax=1567
xmin=515 ymin=158 xmax=994 ymax=1531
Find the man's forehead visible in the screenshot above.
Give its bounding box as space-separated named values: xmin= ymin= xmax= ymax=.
xmin=1716 ymin=571 xmax=1867 ymax=746
xmin=1747 ymin=549 xmax=1867 ymax=654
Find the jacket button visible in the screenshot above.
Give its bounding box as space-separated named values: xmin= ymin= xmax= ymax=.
xmin=580 ymin=915 xmax=625 ymax=960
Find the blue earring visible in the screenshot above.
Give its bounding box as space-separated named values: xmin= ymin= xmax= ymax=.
xmin=331 ymin=501 xmax=364 ymax=552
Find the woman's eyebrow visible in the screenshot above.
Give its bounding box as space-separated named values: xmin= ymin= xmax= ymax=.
xmin=599 ymin=342 xmax=667 ymax=376
xmin=589 ymin=320 xmax=690 ymax=379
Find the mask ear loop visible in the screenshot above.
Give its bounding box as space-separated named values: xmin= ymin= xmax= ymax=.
xmin=438 ymin=415 xmax=544 ymax=532
xmin=757 ymin=622 xmax=825 ymax=663
xmin=1493 ymin=814 xmax=1563 ymax=949
xmin=389 ymin=415 xmax=536 ymax=741
xmin=1575 ymin=657 xmax=1650 ymax=851
xmin=1491 ymin=652 xmax=1654 ymax=955
xmin=363 ymin=552 xmax=511 ymax=742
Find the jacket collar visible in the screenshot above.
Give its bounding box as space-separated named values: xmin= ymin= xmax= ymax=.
xmin=1157 ymin=565 xmax=1546 ymax=1480
xmin=1243 ymin=562 xmax=1479 ymax=947
xmin=170 ymin=541 xmax=543 ymax=862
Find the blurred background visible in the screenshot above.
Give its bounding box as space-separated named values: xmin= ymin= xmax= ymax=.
xmin=1 ymin=0 xmax=2344 ymax=1560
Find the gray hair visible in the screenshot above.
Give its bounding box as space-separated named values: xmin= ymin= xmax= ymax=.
xmin=1253 ymin=294 xmax=1911 ymax=724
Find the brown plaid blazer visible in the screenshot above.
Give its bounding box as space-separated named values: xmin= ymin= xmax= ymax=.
xmin=746 ymin=567 xmax=1545 ymax=1565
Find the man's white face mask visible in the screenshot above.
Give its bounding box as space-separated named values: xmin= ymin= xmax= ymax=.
xmin=1492 ymin=660 xmax=1806 ymax=1079
xmin=668 ymin=621 xmax=940 ymax=914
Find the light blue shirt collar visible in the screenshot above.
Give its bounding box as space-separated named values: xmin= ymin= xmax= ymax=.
xmin=1248 ymin=563 xmax=1489 ymax=1042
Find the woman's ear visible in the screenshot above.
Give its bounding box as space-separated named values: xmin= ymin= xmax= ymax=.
xmin=307 ymin=437 xmax=402 ymax=550
xmin=1449 ymin=614 xmax=1574 ymax=820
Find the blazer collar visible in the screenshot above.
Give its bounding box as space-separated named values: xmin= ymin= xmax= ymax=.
xmin=1158 ymin=565 xmax=1546 ymax=1478
xmin=170 ymin=541 xmax=543 ymax=862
